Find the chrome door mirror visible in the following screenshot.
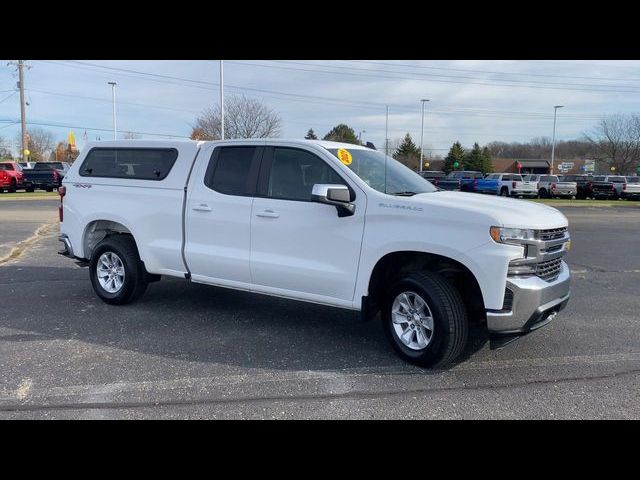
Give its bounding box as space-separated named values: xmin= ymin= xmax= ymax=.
xmin=311 ymin=184 xmax=355 ymax=217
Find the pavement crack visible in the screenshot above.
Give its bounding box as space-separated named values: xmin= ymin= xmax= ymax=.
xmin=0 ymin=223 xmax=57 ymax=266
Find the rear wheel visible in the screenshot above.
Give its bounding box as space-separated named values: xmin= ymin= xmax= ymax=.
xmin=539 ymin=188 xmax=548 ymax=198
xmin=500 ymin=187 xmax=509 ymax=197
xmin=9 ymin=179 xmax=16 ymax=193
xmin=45 ymin=186 xmax=53 ymax=192
xmin=382 ymin=271 xmax=468 ymax=368
xmin=89 ymin=235 xmax=149 ymax=305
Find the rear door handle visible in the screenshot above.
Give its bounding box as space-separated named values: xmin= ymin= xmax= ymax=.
xmin=256 ymin=209 xmax=280 ymax=218
xmin=192 ymin=203 xmax=212 ymax=212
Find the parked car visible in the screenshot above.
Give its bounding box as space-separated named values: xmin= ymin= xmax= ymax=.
xmin=58 ymin=139 xmax=571 ymax=368
xmin=591 ymin=175 xmax=626 ymax=199
xmin=622 ymin=176 xmax=640 ymax=200
xmin=524 ymin=174 xmax=577 ymax=199
xmin=437 ymin=170 xmax=484 ymax=191
xmin=557 ymin=174 xmax=594 ymax=199
xmin=0 ymin=169 xmax=13 ymax=193
xmin=0 ymin=161 xmax=25 ymax=192
xmin=481 ymin=173 xmax=538 ymax=197
xmin=22 ymin=162 xmax=63 ymax=192
xmin=418 ymin=170 xmax=446 ymax=187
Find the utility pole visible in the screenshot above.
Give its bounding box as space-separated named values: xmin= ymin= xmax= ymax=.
xmin=8 ymin=61 xmax=29 ymax=161
xmin=108 ymin=82 xmax=117 ymax=140
xmin=220 ymin=60 xmax=225 ymax=140
xmin=551 ymin=105 xmax=564 ymax=174
xmin=419 ymin=99 xmax=429 ymax=173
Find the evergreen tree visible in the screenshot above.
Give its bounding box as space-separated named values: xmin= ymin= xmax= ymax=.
xmin=393 ymin=133 xmax=421 ymax=170
xmin=463 ymin=143 xmax=484 ymax=171
xmin=304 ymin=128 xmax=318 ymax=140
xmin=443 ymin=141 xmax=465 ymax=174
xmin=480 ymin=146 xmax=493 ymax=173
xmin=322 ymin=124 xmax=360 ymax=144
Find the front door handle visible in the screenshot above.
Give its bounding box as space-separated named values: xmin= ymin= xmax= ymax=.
xmin=256 ymin=209 xmax=280 ymax=218
xmin=192 ymin=203 xmax=212 ymax=212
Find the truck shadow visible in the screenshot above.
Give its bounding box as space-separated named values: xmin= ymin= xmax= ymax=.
xmin=0 ymin=265 xmax=489 ymax=373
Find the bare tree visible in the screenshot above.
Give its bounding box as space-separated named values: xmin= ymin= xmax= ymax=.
xmin=585 ymin=114 xmax=640 ymax=175
xmin=16 ymin=127 xmax=55 ymax=161
xmin=0 ymin=136 xmax=12 ymax=159
xmin=124 ymin=131 xmax=142 ymax=139
xmin=190 ymin=95 xmax=282 ymax=140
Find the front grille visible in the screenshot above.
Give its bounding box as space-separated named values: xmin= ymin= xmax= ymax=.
xmin=536 ymin=258 xmax=563 ymax=281
xmin=539 ymin=227 xmax=567 ymax=241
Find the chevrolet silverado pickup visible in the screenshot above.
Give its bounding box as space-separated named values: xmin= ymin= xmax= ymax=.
xmin=58 ymin=140 xmax=571 ymax=367
xmin=22 ymin=162 xmax=63 ymax=192
xmin=591 ymin=175 xmax=626 ymax=199
xmin=480 ymin=173 xmax=538 ymax=197
xmin=623 ymin=176 xmax=640 ymax=199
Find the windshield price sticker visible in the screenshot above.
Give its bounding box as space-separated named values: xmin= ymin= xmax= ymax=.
xmin=337 ymin=148 xmax=353 ymax=165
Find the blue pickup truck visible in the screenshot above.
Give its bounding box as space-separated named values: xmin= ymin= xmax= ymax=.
xmin=436 ymin=171 xmax=484 ymax=191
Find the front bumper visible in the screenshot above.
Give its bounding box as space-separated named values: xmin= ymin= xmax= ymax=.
xmin=486 ymin=261 xmax=570 ymax=334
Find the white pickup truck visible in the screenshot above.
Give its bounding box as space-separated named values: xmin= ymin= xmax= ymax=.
xmin=58 ymin=139 xmax=571 ymax=367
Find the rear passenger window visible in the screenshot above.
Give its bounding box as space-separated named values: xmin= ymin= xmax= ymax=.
xmin=80 ymin=148 xmax=178 ymax=180
xmin=205 ymin=146 xmax=260 ymax=196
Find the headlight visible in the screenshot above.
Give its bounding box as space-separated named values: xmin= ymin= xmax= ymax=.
xmin=490 ymin=226 xmax=537 ymax=244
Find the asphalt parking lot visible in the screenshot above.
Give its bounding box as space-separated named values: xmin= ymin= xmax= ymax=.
xmin=1 ymin=199 xmax=639 ymax=419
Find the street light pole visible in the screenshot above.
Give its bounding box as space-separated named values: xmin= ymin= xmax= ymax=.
xmin=220 ymin=60 xmax=225 ymax=140
xmin=551 ymin=105 xmax=563 ymax=174
xmin=358 ymin=129 xmax=366 ymax=143
xmin=108 ymin=82 xmax=117 ymax=140
xmin=419 ymin=99 xmax=429 ymax=173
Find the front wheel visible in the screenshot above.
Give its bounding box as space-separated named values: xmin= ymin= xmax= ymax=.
xmin=382 ymin=271 xmax=468 ymax=368
xmin=89 ymin=235 xmax=149 ymax=305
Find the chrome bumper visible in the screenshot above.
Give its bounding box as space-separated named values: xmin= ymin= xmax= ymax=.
xmin=486 ymin=261 xmax=570 ymax=334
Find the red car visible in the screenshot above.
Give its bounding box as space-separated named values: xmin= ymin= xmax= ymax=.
xmin=0 ymin=161 xmax=24 ymax=192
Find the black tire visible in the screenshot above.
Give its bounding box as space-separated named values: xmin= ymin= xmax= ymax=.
xmin=539 ymin=188 xmax=548 ymax=198
xmin=89 ymin=235 xmax=149 ymax=305
xmin=25 ymin=187 xmax=34 ymax=193
xmin=45 ymin=186 xmax=53 ymax=192
xmin=382 ymin=271 xmax=468 ymax=368
xmin=499 ymin=187 xmax=509 ymax=197
xmin=9 ymin=179 xmax=16 ymax=193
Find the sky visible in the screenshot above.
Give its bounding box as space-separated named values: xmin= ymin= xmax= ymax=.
xmin=2 ymin=60 xmax=640 ymax=157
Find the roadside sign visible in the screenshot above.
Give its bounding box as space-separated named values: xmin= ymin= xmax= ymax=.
xmin=584 ymin=160 xmax=595 ymax=172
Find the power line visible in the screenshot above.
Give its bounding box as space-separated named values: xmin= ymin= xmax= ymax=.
xmin=336 ymin=60 xmax=640 ymax=84
xmin=227 ymin=60 xmax=640 ymax=95
xmin=38 ymin=60 xmax=614 ymax=120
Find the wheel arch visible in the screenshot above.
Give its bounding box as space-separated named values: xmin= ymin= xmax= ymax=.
xmin=363 ymin=250 xmax=486 ymax=322
xmin=82 ymin=218 xmax=137 ymax=261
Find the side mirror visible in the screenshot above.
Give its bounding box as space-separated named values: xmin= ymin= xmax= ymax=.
xmin=311 ymin=184 xmax=355 ymax=217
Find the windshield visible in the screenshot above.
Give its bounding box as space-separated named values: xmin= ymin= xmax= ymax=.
xmin=0 ymin=163 xmax=14 ymax=171
xmin=627 ymin=177 xmax=639 ymax=183
xmin=326 ymin=148 xmax=437 ymax=195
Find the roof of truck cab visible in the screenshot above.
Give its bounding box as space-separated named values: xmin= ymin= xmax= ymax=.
xmin=81 ymin=138 xmax=371 ymax=151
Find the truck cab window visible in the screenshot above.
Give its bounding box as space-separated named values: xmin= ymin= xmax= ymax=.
xmin=267 ymin=148 xmax=344 ymax=201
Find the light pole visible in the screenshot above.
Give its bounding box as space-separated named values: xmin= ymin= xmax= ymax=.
xmin=108 ymin=82 xmax=117 ymax=140
xmin=220 ymin=60 xmax=225 ymax=140
xmin=358 ymin=129 xmax=366 ymax=143
xmin=551 ymin=105 xmax=563 ymax=174
xmin=419 ymin=99 xmax=429 ymax=172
